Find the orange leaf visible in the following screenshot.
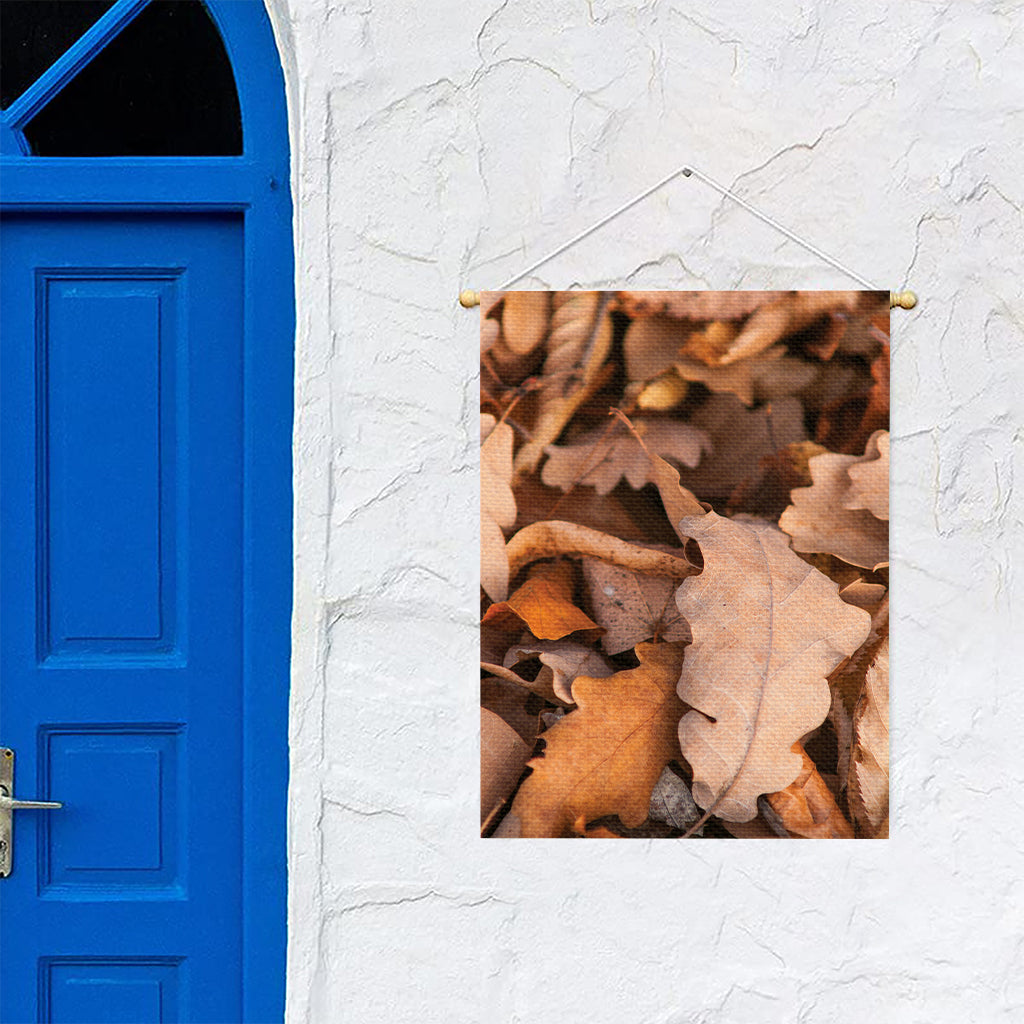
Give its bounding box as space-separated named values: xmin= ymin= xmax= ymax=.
xmin=766 ymin=744 xmax=854 ymax=839
xmin=481 ymin=561 xmax=600 ymax=641
xmin=507 ymin=641 xmax=687 ymax=837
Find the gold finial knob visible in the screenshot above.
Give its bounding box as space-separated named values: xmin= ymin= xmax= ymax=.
xmin=459 ymin=289 xmax=481 ymax=308
xmin=890 ymin=290 xmax=918 ymax=309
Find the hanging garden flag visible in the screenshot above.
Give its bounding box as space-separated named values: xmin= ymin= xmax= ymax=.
xmin=480 ymin=291 xmax=889 ymax=839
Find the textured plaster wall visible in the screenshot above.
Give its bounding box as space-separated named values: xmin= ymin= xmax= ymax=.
xmin=265 ymin=1 xmax=1024 ymax=1020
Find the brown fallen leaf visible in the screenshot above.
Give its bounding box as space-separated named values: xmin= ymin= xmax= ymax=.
xmin=622 ymin=315 xmax=689 ymax=383
xmin=839 ymin=579 xmax=887 ymax=611
xmin=674 ymin=513 xmax=872 ymax=822
xmin=512 ymin=470 xmax=664 ymax=542
xmin=805 ymin=307 xmax=887 ymax=362
xmin=481 ymin=676 xmax=541 ymax=746
xmin=582 ymin=557 xmax=692 ymax=656
xmin=541 ymin=418 xmax=710 ymax=497
xmin=500 ymin=291 xmax=550 ymax=355
xmin=506 ymin=520 xmax=701 ymax=581
xmin=726 ymin=439 xmax=828 ymax=519
xmin=649 ymin=765 xmax=703 ymax=834
xmin=675 ymin=345 xmax=818 ymax=407
xmin=765 ymin=743 xmax=854 ymax=838
xmin=718 ymin=291 xmax=864 ymax=365
xmin=480 ymin=291 xmax=507 ymax=319
xmin=481 ymin=561 xmax=600 ymax=641
xmin=720 ymin=815 xmax=785 ymax=839
xmin=684 ymin=321 xmax=741 ymax=365
xmin=480 ymin=316 xmax=501 ymax=355
xmin=853 ymin=339 xmax=889 ymax=452
xmin=502 ymin=639 xmax=615 ymax=704
xmin=779 ymin=431 xmax=889 ymax=570
xmin=845 ymin=430 xmax=889 ymax=519
xmin=508 ymin=641 xmax=688 ymax=837
xmin=481 ymin=414 xmax=517 ymax=601
xmin=481 ymin=707 xmax=531 ymax=826
xmin=513 ymin=292 xmax=614 ymax=476
xmin=847 ymin=636 xmax=889 ymax=837
xmin=616 ymin=290 xmax=777 ymax=322
xmin=676 ymin=394 xmax=808 ymax=504
xmin=622 ymin=304 xmax=818 ymax=406
xmin=829 ymin=595 xmax=888 ymax=783
xmin=611 ymin=411 xmax=706 ymax=533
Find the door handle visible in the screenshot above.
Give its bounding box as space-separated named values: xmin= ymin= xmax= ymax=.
xmin=0 ymin=747 xmax=63 ymax=878
xmin=0 ymin=794 xmax=63 ymax=811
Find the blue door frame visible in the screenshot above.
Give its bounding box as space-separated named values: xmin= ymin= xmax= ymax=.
xmin=0 ymin=3 xmax=293 ymax=1020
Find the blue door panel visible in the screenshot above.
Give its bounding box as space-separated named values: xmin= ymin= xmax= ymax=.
xmin=43 ymin=958 xmax=182 ymax=1024
xmin=45 ymin=275 xmax=177 ymax=654
xmin=1 ymin=214 xmax=244 ymax=1023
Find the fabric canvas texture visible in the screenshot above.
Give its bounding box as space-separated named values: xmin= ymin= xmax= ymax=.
xmin=480 ymin=290 xmax=890 ymax=839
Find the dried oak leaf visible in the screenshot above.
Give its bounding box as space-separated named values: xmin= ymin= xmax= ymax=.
xmin=481 ymin=676 xmax=540 ymax=745
xmin=675 ymin=345 xmax=817 ymax=407
xmin=623 ymin=316 xmax=816 ymax=407
xmin=503 ymin=640 xmax=615 ymax=704
xmin=717 ymin=290 xmax=864 ymax=365
xmin=481 ymin=414 xmax=517 ymax=602
xmin=511 ymin=470 xmax=663 ymax=542
xmin=779 ymin=430 xmax=889 ymax=570
xmin=829 ymin=596 xmax=887 ymax=785
xmin=839 ymin=579 xmax=888 ymax=611
xmin=481 ymin=707 xmax=531 ymax=827
xmin=500 ymin=291 xmax=550 ymax=355
xmin=616 ymin=291 xmax=776 ymax=322
xmin=513 ymin=292 xmax=613 ymax=476
xmin=765 ymin=743 xmax=854 ymax=838
xmin=676 ymin=394 xmax=807 ymax=504
xmin=853 ymin=340 xmax=890 ymax=451
xmin=481 ymin=561 xmax=600 ymax=640
xmin=727 ymin=439 xmax=827 ymax=519
xmin=845 ymin=430 xmax=889 ymax=519
xmin=649 ymin=765 xmax=703 ymax=834
xmin=847 ymin=636 xmax=889 ymax=837
xmin=623 ymin=315 xmax=690 ymax=383
xmin=479 ymin=291 xmax=507 ymax=319
xmin=480 ymin=316 xmax=501 ymax=356
xmin=675 ymin=513 xmax=871 ymax=822
xmin=582 ymin=556 xmax=692 ymax=655
xmin=506 ymin=521 xmax=700 ymax=582
xmin=506 ymin=641 xmax=688 ymax=837
xmin=541 ymin=418 xmax=710 ymax=496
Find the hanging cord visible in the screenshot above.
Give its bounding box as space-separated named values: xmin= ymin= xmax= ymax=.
xmin=459 ymin=163 xmax=916 ymax=309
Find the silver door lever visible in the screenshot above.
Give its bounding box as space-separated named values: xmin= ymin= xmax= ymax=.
xmin=0 ymin=747 xmax=62 ymax=877
xmin=0 ymin=793 xmax=63 ymax=810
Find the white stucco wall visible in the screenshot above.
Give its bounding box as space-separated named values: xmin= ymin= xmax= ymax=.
xmin=265 ymin=1 xmax=1024 ymax=1020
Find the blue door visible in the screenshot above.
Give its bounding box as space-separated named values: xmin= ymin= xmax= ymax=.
xmin=0 ymin=4 xmax=292 ymax=1022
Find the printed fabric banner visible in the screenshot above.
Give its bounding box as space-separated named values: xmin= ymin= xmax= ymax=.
xmin=481 ymin=291 xmax=889 ymax=839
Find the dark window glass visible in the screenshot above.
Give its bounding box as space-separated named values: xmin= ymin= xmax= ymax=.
xmin=1 ymin=1 xmax=116 ymax=109
xmin=23 ymin=0 xmax=242 ymax=156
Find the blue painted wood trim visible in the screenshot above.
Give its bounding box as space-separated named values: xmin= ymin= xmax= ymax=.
xmin=0 ymin=160 xmax=274 ymax=207
xmin=4 ymin=0 xmax=152 ymax=130
xmin=0 ymin=3 xmax=294 ymax=1019
xmin=207 ymin=5 xmax=293 ymax=1021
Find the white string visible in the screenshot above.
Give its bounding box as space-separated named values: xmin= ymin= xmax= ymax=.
xmin=496 ymin=162 xmax=879 ymax=292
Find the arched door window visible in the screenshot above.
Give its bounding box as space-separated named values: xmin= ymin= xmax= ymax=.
xmin=2 ymin=0 xmax=242 ymax=155
xmin=0 ymin=4 xmax=292 ymax=1022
